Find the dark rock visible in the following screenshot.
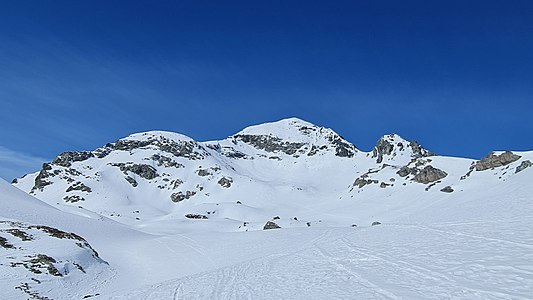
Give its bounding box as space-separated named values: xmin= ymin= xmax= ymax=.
xmin=372 ymin=137 xmax=394 ymax=163
xmin=263 ymin=221 xmax=281 ymax=230
xmin=197 ymin=169 xmax=212 ymax=177
xmin=11 ymin=178 xmax=18 ymax=184
xmin=171 ymin=178 xmax=183 ymax=189
xmin=31 ymin=163 xmax=53 ymax=192
xmin=125 ymin=176 xmax=138 ymax=187
xmin=306 ymin=222 xmax=311 ymax=227
xmin=327 ymin=135 xmax=356 ymax=158
xmin=112 ymin=163 xmax=158 ymax=180
xmin=0 ymin=236 xmax=15 ymax=249
xmin=413 ymin=166 xmax=448 ymax=184
xmin=273 ymin=216 xmax=280 ymax=220
xmin=151 ymin=154 xmax=184 ymax=168
xmin=4 ymin=229 xmax=33 ymax=241
xmin=307 ymin=145 xmax=321 ymax=156
xmin=353 ymin=177 xmax=379 ymax=188
xmin=351 ymin=224 xmax=357 ymax=227
xmin=112 ymin=139 xmax=151 ymax=151
xmin=515 ymin=160 xmax=533 ymax=173
xmin=396 ymin=166 xmax=412 ymax=177
xmin=221 ymin=147 xmax=248 ymax=159
xmin=475 ymin=151 xmax=521 ymax=171
xmin=217 ymin=177 xmax=233 ymax=188
xmin=52 ymin=151 xmax=94 ymax=167
xmin=235 ymin=134 xmax=306 ymax=155
xmin=409 ymin=141 xmax=434 ymax=158
xmin=371 ymin=221 xmax=381 ymax=226
xmin=440 ymin=186 xmax=454 ymax=193
xmin=112 ymin=136 xmax=207 ymax=160
xmin=379 ymin=182 xmax=391 ymax=188
xmin=185 ymin=213 xmax=208 ymax=219
xmin=170 ymin=191 xmax=196 ymax=202
xmin=94 ymin=147 xmax=112 ymax=158
xmin=63 ymin=195 xmax=85 ymax=203
xmin=65 ymin=182 xmax=92 ymax=193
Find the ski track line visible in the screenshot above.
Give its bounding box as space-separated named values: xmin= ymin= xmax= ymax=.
xmin=315 ymin=244 xmax=402 ymax=300
xmin=339 ymin=238 xmax=524 ymax=299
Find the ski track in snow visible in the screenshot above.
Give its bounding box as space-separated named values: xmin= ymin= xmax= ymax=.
xmin=109 ymin=223 xmax=533 ymax=300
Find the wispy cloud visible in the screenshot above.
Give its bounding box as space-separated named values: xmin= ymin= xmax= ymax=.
xmin=0 ymin=146 xmax=48 ymax=182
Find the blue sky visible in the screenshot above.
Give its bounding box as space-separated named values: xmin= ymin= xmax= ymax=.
xmin=1 ymin=1 xmax=532 ymax=180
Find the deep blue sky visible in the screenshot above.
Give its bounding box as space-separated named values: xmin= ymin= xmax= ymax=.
xmin=1 ymin=1 xmax=533 ymax=180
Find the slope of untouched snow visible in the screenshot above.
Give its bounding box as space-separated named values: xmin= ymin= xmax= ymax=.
xmin=4 ymin=117 xmax=533 ymax=299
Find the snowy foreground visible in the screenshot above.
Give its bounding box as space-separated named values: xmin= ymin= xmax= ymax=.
xmin=2 ymin=118 xmax=533 ymax=299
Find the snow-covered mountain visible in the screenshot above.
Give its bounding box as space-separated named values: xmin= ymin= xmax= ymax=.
xmin=12 ymin=118 xmax=532 ymax=233
xmin=3 ymin=117 xmax=533 ymax=299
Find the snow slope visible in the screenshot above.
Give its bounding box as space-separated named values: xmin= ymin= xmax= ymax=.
xmin=4 ymin=117 xmax=533 ymax=299
xmin=110 ymin=167 xmax=533 ymax=299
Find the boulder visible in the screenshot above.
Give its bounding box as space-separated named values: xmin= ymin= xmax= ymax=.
xmin=263 ymin=221 xmax=281 ymax=230
xmin=440 ymin=186 xmax=454 ymax=193
xmin=413 ymin=166 xmax=448 ymax=184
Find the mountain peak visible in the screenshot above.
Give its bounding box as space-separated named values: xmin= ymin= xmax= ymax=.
xmin=235 ymin=117 xmax=320 ymax=140
xmin=123 ymin=130 xmax=194 ymax=142
xmin=231 ymin=118 xmax=358 ymax=158
xmin=372 ymin=133 xmax=433 ymax=164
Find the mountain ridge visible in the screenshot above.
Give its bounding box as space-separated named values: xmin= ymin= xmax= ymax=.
xmin=12 ymin=118 xmax=532 ymax=235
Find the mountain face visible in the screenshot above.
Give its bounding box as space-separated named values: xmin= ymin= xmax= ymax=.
xmin=5 ymin=117 xmax=533 ymax=299
xmin=12 ymin=118 xmax=533 ymax=234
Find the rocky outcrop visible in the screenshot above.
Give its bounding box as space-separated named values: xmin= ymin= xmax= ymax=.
xmin=150 ymin=154 xmax=184 ymax=168
xmin=409 ymin=141 xmax=434 ymax=158
xmin=353 ymin=177 xmax=379 ymax=188
xmin=31 ymin=163 xmax=53 ymax=193
xmin=112 ymin=136 xmax=206 ymax=160
xmin=372 ymin=138 xmax=395 ymax=163
xmin=413 ymin=166 xmax=448 ymax=184
xmin=170 ymin=191 xmax=196 ymax=202
xmin=474 ymin=151 xmax=521 ymax=171
xmin=111 ymin=163 xmax=158 ymax=180
xmin=52 ymin=151 xmax=94 ymax=167
xmin=515 ymin=160 xmax=532 ymax=174
xmin=217 ymin=177 xmax=233 ymax=188
xmin=234 ymin=134 xmax=306 ymax=155
xmin=396 ymin=166 xmax=418 ymax=177
xmin=66 ymin=182 xmax=92 ymax=193
xmin=64 ymin=195 xmax=85 ymax=203
xmin=196 ymin=169 xmax=212 ymax=177
xmin=263 ymin=221 xmax=281 ymax=230
xmin=327 ymin=135 xmax=356 ymax=158
xmin=372 ymin=135 xmax=433 ymax=163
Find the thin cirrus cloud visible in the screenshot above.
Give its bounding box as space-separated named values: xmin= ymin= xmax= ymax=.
xmin=0 ymin=146 xmax=47 ymax=181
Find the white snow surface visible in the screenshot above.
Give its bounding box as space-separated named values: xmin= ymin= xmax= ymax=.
xmin=2 ymin=117 xmax=533 ymax=299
